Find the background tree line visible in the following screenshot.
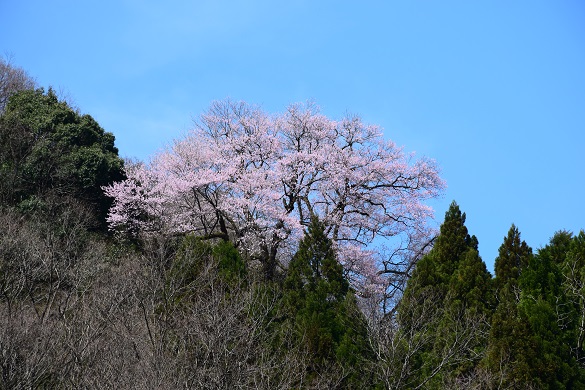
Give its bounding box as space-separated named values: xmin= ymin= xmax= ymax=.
xmin=1 ymin=57 xmax=584 ymax=389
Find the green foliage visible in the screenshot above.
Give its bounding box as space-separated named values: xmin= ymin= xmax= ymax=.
xmin=434 ymin=201 xmax=479 ymax=280
xmin=485 ymin=299 xmax=536 ymax=387
xmin=448 ymin=248 xmax=492 ymax=313
xmin=279 ymin=217 xmax=374 ymax=387
xmin=493 ymin=224 xmax=532 ymax=298
xmin=403 ymin=202 xmax=483 ymax=306
xmin=213 ymin=240 xmax=247 ymax=284
xmin=401 ymin=202 xmax=490 ymax=316
xmin=399 ymin=201 xmax=493 ymax=388
xmin=566 ymin=231 xmax=585 ymax=270
xmin=516 ymin=231 xmax=584 ymax=389
xmin=484 ymin=225 xmax=536 ymax=387
xmin=0 ymin=88 xmax=124 ymax=226
xmin=169 ymin=236 xmax=247 ymax=294
xmin=170 ymin=235 xmax=213 ymax=288
xmin=562 ymin=231 xmax=585 ymax=366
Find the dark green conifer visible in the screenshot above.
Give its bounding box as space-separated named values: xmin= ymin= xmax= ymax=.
xmin=434 ymin=201 xmax=479 ymax=278
xmin=562 ymin=231 xmax=585 ymax=365
xmin=280 ymin=217 xmax=373 ymax=388
xmin=484 ymin=225 xmax=535 ymax=388
xmin=493 ymin=225 xmax=532 ymax=298
xmin=399 ymin=201 xmax=492 ymax=388
xmin=403 ymin=202 xmax=481 ymax=303
xmin=517 ymin=231 xmax=584 ymax=389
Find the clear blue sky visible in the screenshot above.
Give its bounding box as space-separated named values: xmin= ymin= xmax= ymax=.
xmin=2 ymin=0 xmax=584 ymax=271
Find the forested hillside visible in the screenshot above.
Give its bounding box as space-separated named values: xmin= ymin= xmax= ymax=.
xmin=1 ymin=59 xmax=584 ymax=389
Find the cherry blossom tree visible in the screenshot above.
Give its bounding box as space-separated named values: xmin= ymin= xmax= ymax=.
xmin=104 ymin=99 xmax=445 ymax=293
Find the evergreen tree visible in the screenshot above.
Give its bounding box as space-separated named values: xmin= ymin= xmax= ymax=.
xmin=517 ymin=231 xmax=584 ymax=389
xmin=399 ymin=201 xmax=492 ymax=388
xmin=493 ymin=225 xmax=532 ymax=298
xmin=0 ymin=88 xmax=124 ymax=226
xmin=484 ymin=225 xmax=536 ymax=388
xmin=401 ymin=202 xmax=486 ymax=324
xmin=280 ymin=217 xmax=373 ymax=388
xmin=562 ymin=231 xmax=585 ymax=366
xmin=402 ymin=202 xmax=480 ymax=305
xmin=434 ymin=201 xmax=479 ymax=282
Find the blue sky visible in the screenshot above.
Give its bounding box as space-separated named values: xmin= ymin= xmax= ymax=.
xmin=2 ymin=0 xmax=584 ymax=271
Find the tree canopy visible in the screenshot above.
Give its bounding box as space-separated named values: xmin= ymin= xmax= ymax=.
xmin=399 ymin=202 xmax=493 ymax=388
xmin=104 ymin=99 xmax=445 ymax=291
xmin=0 ymin=87 xmax=124 ymax=225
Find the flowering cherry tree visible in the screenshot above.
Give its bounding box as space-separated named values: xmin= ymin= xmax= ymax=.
xmin=104 ymin=99 xmax=445 ymax=293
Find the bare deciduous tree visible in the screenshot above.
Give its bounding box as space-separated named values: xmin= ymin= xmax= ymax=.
xmin=0 ymin=55 xmax=36 ymax=114
xmin=367 ymin=283 xmax=491 ymax=389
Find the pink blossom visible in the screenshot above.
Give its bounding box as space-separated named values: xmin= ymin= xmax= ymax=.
xmin=103 ymin=99 xmax=445 ymax=294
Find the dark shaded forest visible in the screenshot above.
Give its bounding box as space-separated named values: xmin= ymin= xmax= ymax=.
xmin=1 ymin=58 xmax=584 ymax=389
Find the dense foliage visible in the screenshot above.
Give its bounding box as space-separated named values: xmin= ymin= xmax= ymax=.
xmin=278 ymin=217 xmax=373 ymax=387
xmin=0 ymin=87 xmax=125 ymax=226
xmin=1 ymin=62 xmax=584 ymax=389
xmin=396 ymin=202 xmax=493 ymax=388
